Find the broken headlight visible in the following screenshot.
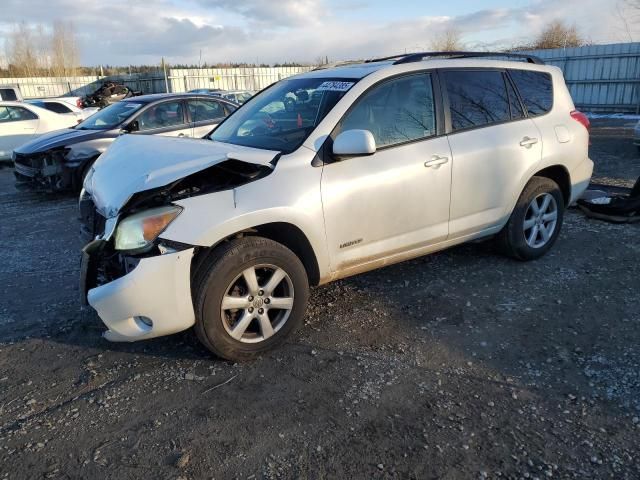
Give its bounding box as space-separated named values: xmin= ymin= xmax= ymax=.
xmin=114 ymin=205 xmax=182 ymax=252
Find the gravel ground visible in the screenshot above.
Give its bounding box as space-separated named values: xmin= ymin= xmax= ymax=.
xmin=0 ymin=119 xmax=638 ymax=479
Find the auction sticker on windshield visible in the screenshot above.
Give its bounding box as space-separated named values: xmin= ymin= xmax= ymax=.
xmin=317 ymin=81 xmax=354 ymax=92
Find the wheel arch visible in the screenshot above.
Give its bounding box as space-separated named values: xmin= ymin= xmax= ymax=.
xmin=532 ymin=164 xmax=571 ymax=207
xmin=191 ymin=222 xmax=321 ymax=287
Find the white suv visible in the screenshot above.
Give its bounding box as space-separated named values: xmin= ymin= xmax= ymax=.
xmin=80 ymin=52 xmax=593 ymax=361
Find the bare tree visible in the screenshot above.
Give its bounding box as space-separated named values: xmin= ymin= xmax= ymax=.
xmin=531 ymin=20 xmax=586 ymax=50
xmin=614 ymin=0 xmax=640 ymax=41
xmin=5 ymin=22 xmax=41 ymax=76
xmin=430 ymin=27 xmax=463 ymax=52
xmin=50 ymin=21 xmax=80 ymax=77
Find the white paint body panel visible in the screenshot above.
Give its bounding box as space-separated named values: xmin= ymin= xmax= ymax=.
xmin=321 ymin=136 xmax=452 ymax=272
xmin=88 ymin=248 xmax=195 ymax=341
xmin=447 ymin=118 xmax=542 ymax=236
xmin=0 ymin=101 xmax=77 ymax=160
xmin=86 ymin=58 xmax=593 ymax=342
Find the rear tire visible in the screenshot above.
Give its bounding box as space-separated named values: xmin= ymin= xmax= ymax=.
xmin=193 ymin=237 xmax=309 ymax=361
xmin=497 ymin=176 xmax=565 ymax=261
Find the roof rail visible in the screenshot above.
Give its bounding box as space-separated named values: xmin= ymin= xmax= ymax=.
xmin=312 ymin=60 xmax=364 ymax=71
xmin=365 ymin=51 xmax=545 ymax=65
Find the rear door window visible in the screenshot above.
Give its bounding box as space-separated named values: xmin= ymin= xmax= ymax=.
xmin=187 ymin=99 xmax=226 ymax=123
xmin=442 ymin=70 xmax=510 ymax=131
xmin=508 ymin=70 xmax=553 ymax=116
xmin=7 ymin=107 xmax=38 ymax=121
xmin=0 ymin=106 xmax=11 ymax=122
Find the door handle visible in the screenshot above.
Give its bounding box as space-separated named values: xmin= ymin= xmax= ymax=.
xmin=519 ymin=136 xmax=539 ymax=148
xmin=424 ymin=155 xmax=449 ymax=168
xmin=177 ymin=133 xmax=185 ymax=137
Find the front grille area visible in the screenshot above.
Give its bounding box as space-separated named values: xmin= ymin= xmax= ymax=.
xmin=13 ymin=153 xmax=44 ymax=178
xmin=79 ymin=191 xmax=106 ymax=242
xmin=14 ymin=162 xmax=38 ymax=177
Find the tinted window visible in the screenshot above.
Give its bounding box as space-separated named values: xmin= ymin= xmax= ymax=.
xmin=188 ymin=99 xmax=225 ymax=123
xmin=443 ymin=70 xmax=510 ymax=131
xmin=44 ymin=102 xmax=72 ymax=114
xmin=0 ymin=106 xmax=11 ymax=122
xmin=4 ymin=106 xmax=38 ymax=121
xmin=0 ymin=88 xmax=18 ymax=101
xmin=505 ymin=76 xmax=525 ymax=120
xmin=336 ymin=73 xmax=436 ymax=148
xmin=138 ymin=101 xmax=185 ymax=131
xmin=509 ymin=70 xmax=553 ymax=116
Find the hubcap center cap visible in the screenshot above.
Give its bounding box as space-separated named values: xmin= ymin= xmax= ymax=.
xmin=252 ymin=297 xmax=264 ymax=309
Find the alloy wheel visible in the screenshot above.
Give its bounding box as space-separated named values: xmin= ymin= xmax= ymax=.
xmin=220 ymin=264 xmax=294 ymax=343
xmin=523 ymin=192 xmax=558 ymax=248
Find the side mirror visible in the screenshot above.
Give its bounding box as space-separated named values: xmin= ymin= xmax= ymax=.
xmin=122 ymin=120 xmax=139 ymax=134
xmin=332 ymin=129 xmax=376 ymax=159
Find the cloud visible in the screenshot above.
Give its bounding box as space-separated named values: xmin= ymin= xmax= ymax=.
xmin=0 ymin=0 xmax=624 ymax=66
xmin=199 ymin=0 xmax=328 ymax=27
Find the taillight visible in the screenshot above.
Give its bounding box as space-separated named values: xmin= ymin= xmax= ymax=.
xmin=570 ymin=110 xmax=590 ymax=145
xmin=570 ymin=110 xmax=590 ymax=131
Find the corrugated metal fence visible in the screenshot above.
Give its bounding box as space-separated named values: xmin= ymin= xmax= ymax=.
xmin=3 ymin=43 xmax=638 ymax=112
xmin=522 ymin=42 xmax=640 ymax=113
xmin=168 ymin=66 xmax=313 ymax=93
xmin=0 ymin=73 xmax=166 ymax=98
xmin=0 ymin=66 xmax=313 ymax=100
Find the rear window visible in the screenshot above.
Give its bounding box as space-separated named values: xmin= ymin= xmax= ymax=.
xmin=442 ymin=70 xmax=510 ymax=131
xmin=0 ymin=88 xmax=18 ymax=101
xmin=508 ymin=70 xmax=553 ymax=116
xmin=44 ymin=102 xmax=72 ymax=114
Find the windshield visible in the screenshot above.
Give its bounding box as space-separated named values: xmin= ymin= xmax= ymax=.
xmin=210 ymin=78 xmax=356 ymax=153
xmin=76 ymin=101 xmax=144 ymax=130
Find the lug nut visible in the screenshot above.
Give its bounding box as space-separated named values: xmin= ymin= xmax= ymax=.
xmin=248 ymin=295 xmax=254 ymax=301
xmin=248 ymin=307 xmax=254 ymax=313
xmin=258 ymin=290 xmax=264 ymax=296
xmin=258 ymin=308 xmax=264 ymax=314
xmin=264 ymin=298 xmax=270 ymax=304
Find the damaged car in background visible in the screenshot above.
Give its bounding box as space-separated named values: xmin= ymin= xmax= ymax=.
xmin=80 ymin=81 xmax=142 ymax=108
xmin=13 ymin=93 xmax=238 ymax=192
xmin=80 ymin=52 xmax=593 ymax=362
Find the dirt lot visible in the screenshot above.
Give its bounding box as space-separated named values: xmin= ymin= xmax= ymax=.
xmin=0 ymin=118 xmax=639 ymax=480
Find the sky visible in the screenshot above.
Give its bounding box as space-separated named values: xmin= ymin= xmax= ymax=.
xmin=0 ymin=0 xmax=630 ymax=66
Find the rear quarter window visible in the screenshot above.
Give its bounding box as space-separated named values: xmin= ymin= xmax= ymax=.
xmin=508 ymin=70 xmax=553 ymax=117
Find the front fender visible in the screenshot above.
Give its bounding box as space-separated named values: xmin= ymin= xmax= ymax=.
xmin=160 ymin=189 xmax=331 ymax=281
xmin=65 ymin=138 xmax=112 ymax=168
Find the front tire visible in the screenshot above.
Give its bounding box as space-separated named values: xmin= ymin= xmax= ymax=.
xmin=497 ymin=176 xmax=565 ymax=261
xmin=193 ymin=237 xmax=309 ymax=361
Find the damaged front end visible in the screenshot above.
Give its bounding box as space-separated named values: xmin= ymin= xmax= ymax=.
xmin=79 ymin=140 xmax=277 ymax=341
xmin=13 ymin=148 xmax=79 ymax=192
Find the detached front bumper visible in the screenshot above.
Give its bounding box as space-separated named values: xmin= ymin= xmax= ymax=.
xmin=81 ymin=243 xmax=197 ymax=342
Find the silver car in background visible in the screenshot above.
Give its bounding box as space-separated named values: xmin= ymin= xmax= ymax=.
xmin=14 ymin=93 xmax=237 ymax=192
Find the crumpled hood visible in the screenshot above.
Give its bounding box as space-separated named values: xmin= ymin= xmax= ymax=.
xmin=86 ymin=134 xmax=279 ymax=218
xmin=14 ymin=127 xmax=116 ymax=154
